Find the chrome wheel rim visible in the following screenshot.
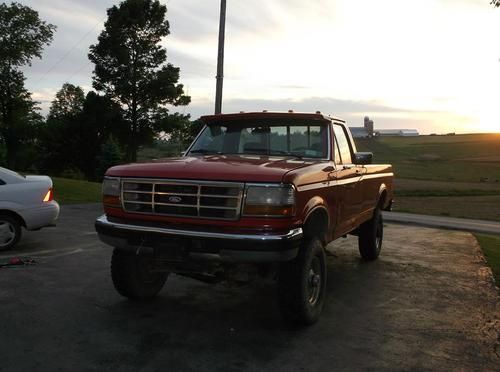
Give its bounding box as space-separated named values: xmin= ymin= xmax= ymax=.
xmin=0 ymin=221 xmax=16 ymax=247
xmin=307 ymin=256 xmax=322 ymax=305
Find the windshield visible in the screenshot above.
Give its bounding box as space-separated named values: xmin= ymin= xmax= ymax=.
xmin=188 ymin=121 xmax=329 ymax=159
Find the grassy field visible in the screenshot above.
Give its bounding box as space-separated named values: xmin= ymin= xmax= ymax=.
xmin=475 ymin=234 xmax=500 ymax=285
xmin=356 ymin=134 xmax=500 ymax=221
xmin=355 ymin=133 xmax=500 ymax=182
xmin=52 ymin=177 xmax=101 ymax=204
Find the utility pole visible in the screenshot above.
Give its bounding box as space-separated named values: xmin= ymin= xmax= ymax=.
xmin=214 ymin=0 xmax=226 ymax=114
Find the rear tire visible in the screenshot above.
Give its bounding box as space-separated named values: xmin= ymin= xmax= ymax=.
xmin=0 ymin=214 xmax=21 ymax=251
xmin=278 ymin=238 xmax=327 ymax=325
xmin=111 ymin=248 xmax=168 ymax=300
xmin=358 ymin=208 xmax=383 ymax=261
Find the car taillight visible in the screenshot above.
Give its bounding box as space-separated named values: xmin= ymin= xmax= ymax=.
xmin=43 ymin=188 xmax=54 ymax=202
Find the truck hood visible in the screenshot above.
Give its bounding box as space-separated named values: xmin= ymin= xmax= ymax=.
xmin=106 ymin=155 xmax=316 ymax=183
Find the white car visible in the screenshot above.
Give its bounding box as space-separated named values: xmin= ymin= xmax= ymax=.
xmin=0 ymin=167 xmax=60 ymax=250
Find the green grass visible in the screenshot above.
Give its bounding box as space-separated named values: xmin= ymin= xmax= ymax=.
xmin=52 ymin=177 xmax=101 ymax=204
xmin=355 ymin=134 xmax=500 ymax=221
xmin=355 ymin=134 xmax=500 ymax=182
xmin=475 ymin=234 xmax=500 ymax=285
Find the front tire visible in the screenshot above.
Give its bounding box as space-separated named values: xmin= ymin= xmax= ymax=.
xmin=0 ymin=214 xmax=22 ymax=251
xmin=358 ymin=208 xmax=383 ymax=260
xmin=111 ymin=249 xmax=168 ymax=300
xmin=278 ymin=238 xmax=327 ymax=325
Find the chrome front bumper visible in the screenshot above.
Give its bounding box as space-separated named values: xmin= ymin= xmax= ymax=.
xmin=95 ymin=215 xmax=303 ymax=262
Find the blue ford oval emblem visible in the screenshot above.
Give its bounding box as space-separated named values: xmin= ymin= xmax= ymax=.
xmin=168 ymin=196 xmax=182 ymax=203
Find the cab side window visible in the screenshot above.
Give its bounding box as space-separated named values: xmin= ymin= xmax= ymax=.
xmin=333 ymin=124 xmax=352 ymax=164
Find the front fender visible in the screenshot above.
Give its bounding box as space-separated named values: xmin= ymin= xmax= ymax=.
xmin=301 ymin=196 xmax=330 ymax=226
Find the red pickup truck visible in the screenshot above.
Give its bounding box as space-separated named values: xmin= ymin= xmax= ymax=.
xmin=95 ymin=111 xmax=394 ymax=325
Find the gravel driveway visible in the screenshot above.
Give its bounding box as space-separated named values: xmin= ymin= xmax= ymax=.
xmin=0 ymin=204 xmax=498 ymax=371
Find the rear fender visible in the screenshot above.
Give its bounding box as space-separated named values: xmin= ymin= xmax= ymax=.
xmin=378 ymin=183 xmax=389 ymax=210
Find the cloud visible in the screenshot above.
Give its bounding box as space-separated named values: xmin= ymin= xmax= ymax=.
xmin=12 ymin=0 xmax=500 ymax=134
xmin=176 ymin=95 xmax=468 ymax=134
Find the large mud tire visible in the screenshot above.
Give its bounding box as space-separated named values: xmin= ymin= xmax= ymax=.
xmin=358 ymin=208 xmax=383 ymax=261
xmin=111 ymin=248 xmax=168 ymax=300
xmin=278 ymin=238 xmax=327 ymax=326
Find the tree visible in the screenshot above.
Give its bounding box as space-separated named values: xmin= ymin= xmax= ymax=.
xmin=0 ymin=2 xmax=55 ymax=169
xmin=492 ymin=1 xmax=500 ymax=7
xmin=168 ymin=118 xmax=204 ymax=147
xmin=88 ymin=0 xmax=190 ymax=163
xmin=95 ymin=136 xmax=124 ymax=180
xmin=47 ymin=83 xmax=85 ymax=120
xmin=0 ymin=71 xmax=42 ymax=169
xmin=78 ymin=91 xmax=124 ymax=179
xmin=39 ymin=84 xmax=124 ymax=180
xmin=38 ymin=83 xmax=86 ymax=175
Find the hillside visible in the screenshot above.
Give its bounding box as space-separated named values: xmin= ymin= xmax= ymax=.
xmin=354 ymin=134 xmax=500 ymax=182
xmin=355 ymin=134 xmax=500 ymax=221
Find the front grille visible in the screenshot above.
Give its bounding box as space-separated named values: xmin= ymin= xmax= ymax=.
xmin=121 ymin=179 xmax=244 ymax=220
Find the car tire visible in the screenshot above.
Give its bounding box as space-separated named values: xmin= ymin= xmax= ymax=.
xmin=358 ymin=208 xmax=383 ymax=261
xmin=111 ymin=248 xmax=168 ymax=300
xmin=278 ymin=238 xmax=327 ymax=325
xmin=0 ymin=214 xmax=22 ymax=251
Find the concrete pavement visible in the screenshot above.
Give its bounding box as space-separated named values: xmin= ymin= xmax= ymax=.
xmin=0 ymin=204 xmax=498 ymax=371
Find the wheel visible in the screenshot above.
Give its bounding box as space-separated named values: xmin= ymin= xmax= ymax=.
xmin=278 ymin=238 xmax=327 ymax=325
xmin=111 ymin=248 xmax=168 ymax=300
xmin=358 ymin=208 xmax=383 ymax=260
xmin=0 ymin=214 xmax=22 ymax=251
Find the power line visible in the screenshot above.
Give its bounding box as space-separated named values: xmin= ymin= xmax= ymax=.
xmin=32 ymin=16 xmax=106 ymax=87
xmin=63 ymin=61 xmax=93 ymax=85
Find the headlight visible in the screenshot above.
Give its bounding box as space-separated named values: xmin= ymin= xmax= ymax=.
xmin=102 ymin=177 xmax=121 ymax=207
xmin=243 ymin=184 xmax=295 ymax=217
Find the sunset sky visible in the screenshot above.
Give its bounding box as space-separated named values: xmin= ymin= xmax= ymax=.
xmin=19 ymin=0 xmax=500 ymax=134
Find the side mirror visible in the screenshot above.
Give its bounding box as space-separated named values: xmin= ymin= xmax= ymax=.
xmin=353 ymin=152 xmax=373 ymax=165
xmin=180 ymin=151 xmax=187 ymax=157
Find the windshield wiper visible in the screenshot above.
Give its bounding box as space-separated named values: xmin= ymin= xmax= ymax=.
xmin=269 ymin=150 xmax=304 ymax=159
xmin=189 ymin=149 xmax=224 ymax=155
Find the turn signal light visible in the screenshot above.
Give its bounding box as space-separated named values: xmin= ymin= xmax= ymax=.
xmin=103 ymin=195 xmax=121 ymax=208
xmin=243 ymin=205 xmax=294 ymax=217
xmin=43 ymin=188 xmax=53 ymax=202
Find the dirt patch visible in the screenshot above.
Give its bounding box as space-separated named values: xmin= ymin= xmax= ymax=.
xmin=413 ymin=154 xmax=442 ymax=161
